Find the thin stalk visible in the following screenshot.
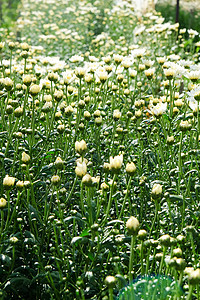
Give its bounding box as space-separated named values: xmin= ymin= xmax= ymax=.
xmin=129 ymin=235 xmax=136 ymax=284
xmin=102 ymin=174 xmax=116 ymax=226
xmin=119 ymin=176 xmax=132 ymax=219
xmin=186 ymin=285 xmax=193 ymax=300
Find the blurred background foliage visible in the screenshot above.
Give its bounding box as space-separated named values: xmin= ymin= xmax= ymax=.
xmin=1 ymin=0 xmax=200 ymax=33
xmin=0 ymin=0 xmax=21 ymax=28
xmin=156 ymin=0 xmax=200 ymax=32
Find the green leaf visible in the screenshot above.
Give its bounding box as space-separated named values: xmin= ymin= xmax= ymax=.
xmin=80 ymin=228 xmax=90 ymax=237
xmin=87 ymin=252 xmax=94 ymax=261
xmin=71 ymin=236 xmax=89 ymax=246
xmin=0 ymin=254 xmax=11 ymax=267
xmin=169 ymin=195 xmax=183 ymax=202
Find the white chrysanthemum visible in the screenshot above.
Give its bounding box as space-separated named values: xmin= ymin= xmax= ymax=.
xmin=69 ymin=55 xmax=84 ymax=63
xmin=150 ymin=102 xmax=167 ymax=116
xmin=109 ymin=154 xmax=123 ymax=172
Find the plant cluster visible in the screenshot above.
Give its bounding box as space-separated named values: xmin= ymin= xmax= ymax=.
xmin=0 ymin=0 xmax=200 ymax=299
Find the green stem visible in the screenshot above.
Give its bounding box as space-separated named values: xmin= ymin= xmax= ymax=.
xmin=108 ymin=288 xmax=113 ymax=300
xmin=186 ymin=285 xmax=193 ymax=300
xmin=119 ymin=176 xmax=132 ymax=219
xmin=158 ymin=246 xmax=167 ymax=274
xmin=129 ymin=235 xmax=136 ymax=284
xmin=102 ymin=174 xmax=116 ymax=226
xmin=149 ymin=200 xmax=158 ymax=237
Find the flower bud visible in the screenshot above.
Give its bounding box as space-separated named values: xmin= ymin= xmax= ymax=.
xmin=84 ymin=111 xmax=91 ymax=120
xmin=14 ymin=107 xmax=23 ymax=117
xmin=4 ymin=77 xmax=13 ymax=91
xmin=179 ymin=120 xmax=192 ymax=132
xmin=105 ymin=276 xmax=116 ymax=289
xmin=3 ymin=175 xmax=15 ymax=190
xmin=75 ymin=140 xmax=87 ymax=155
xmin=126 ymin=216 xmax=140 ymax=235
xmin=113 ymin=109 xmax=121 ymax=121
xmin=6 ymin=105 xmax=13 ymax=114
xmin=29 ymin=84 xmax=41 ymax=96
xmin=109 ymin=154 xmax=123 ymax=174
xmin=57 ymin=124 xmax=65 ymax=133
xmin=22 ymin=152 xmax=30 ymax=164
xmin=20 ymin=50 xmax=29 ymax=59
xmin=0 ymin=198 xmax=7 ymax=209
xmin=167 ymin=136 xmax=175 ymax=145
xmin=54 ymin=157 xmax=64 ymax=170
xmin=194 ymin=91 xmax=200 ymax=101
xmin=151 ymin=183 xmax=162 ymax=200
xmin=16 ymin=180 xmax=24 ymax=191
xmin=172 ymin=248 xmax=182 ymax=258
xmin=138 ymin=229 xmax=147 ymax=241
xmin=54 ymin=90 xmax=63 ymax=102
xmin=82 ymin=174 xmax=93 ymax=187
xmin=188 ymin=268 xmax=200 ymax=285
xmin=51 ymin=175 xmax=61 ymax=186
xmin=75 ymin=161 xmax=87 ymax=178
xmin=23 ymin=74 xmax=32 ymax=86
xmin=126 ymin=162 xmax=136 ymax=176
xmin=95 ymin=116 xmax=102 ymax=126
xmin=174 ymin=258 xmax=186 ymax=271
xmin=159 ymin=234 xmax=171 ymax=247
xmin=9 ymin=237 xmax=19 ymax=244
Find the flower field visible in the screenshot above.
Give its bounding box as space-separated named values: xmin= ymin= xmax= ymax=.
xmin=0 ymin=0 xmax=200 ymax=299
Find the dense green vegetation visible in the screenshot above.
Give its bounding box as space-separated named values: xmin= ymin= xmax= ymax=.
xmin=0 ymin=0 xmax=200 ymax=299
xmin=156 ymin=1 xmax=200 ymax=32
xmin=0 ymin=0 xmax=21 ymax=28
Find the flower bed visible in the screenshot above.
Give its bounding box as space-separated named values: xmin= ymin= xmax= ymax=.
xmin=0 ymin=0 xmax=200 ymax=298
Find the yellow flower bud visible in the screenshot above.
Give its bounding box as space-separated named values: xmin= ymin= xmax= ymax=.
xmin=126 ymin=162 xmax=136 ymax=176
xmin=54 ymin=157 xmax=64 ymax=170
xmin=51 ymin=175 xmax=61 ymax=186
xmin=75 ymin=161 xmax=87 ymax=178
xmin=82 ymin=174 xmax=93 ymax=187
xmin=109 ymin=154 xmax=123 ymax=174
xmin=126 ymin=216 xmax=140 ymax=235
xmin=151 ymin=183 xmax=162 ymax=200
xmin=75 ymin=140 xmax=87 ymax=155
xmin=29 ymin=84 xmax=41 ymax=96
xmin=0 ymin=198 xmax=7 ymax=209
xmin=22 ymin=152 xmax=30 ymax=164
xmin=3 ymin=175 xmax=15 ymax=190
xmin=105 ymin=276 xmax=116 ymax=288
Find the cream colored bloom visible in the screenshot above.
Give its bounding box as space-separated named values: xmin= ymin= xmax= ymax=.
xmin=151 ymin=183 xmax=162 ymax=199
xmin=0 ymin=198 xmax=7 ymax=209
xmin=3 ymin=175 xmax=15 ymax=189
xmin=109 ymin=154 xmax=123 ymax=173
xmin=22 ymin=152 xmax=30 ymax=164
xmin=164 ymin=68 xmax=176 ymax=79
xmin=30 ymin=84 xmax=41 ymax=96
xmin=75 ymin=140 xmax=87 ymax=155
xmin=126 ymin=162 xmax=136 ymax=176
xmin=150 ymin=102 xmax=167 ymax=117
xmin=113 ymin=109 xmax=121 ymax=120
xmin=82 ymin=174 xmax=93 ymax=187
xmin=75 ymin=161 xmax=87 ymax=177
xmin=126 ymin=216 xmax=140 ymax=235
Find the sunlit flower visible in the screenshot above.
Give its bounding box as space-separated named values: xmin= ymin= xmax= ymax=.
xmin=151 ymin=183 xmax=162 ymax=199
xmin=75 ymin=161 xmax=87 ymax=177
xmin=126 ymin=216 xmax=140 ymax=235
xmin=109 ymin=154 xmax=123 ymax=173
xmin=75 ymin=140 xmax=87 ymax=155
xmin=150 ymin=102 xmax=167 ymax=117
xmin=3 ymin=175 xmax=15 ymax=190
